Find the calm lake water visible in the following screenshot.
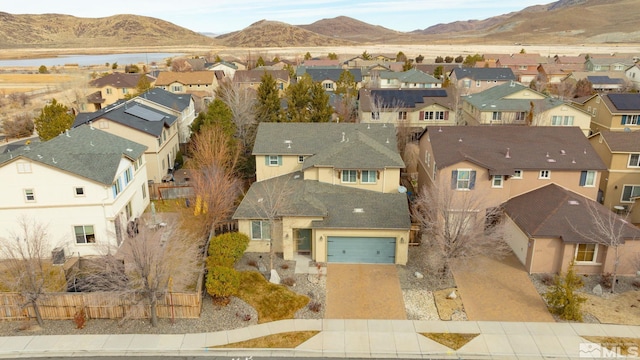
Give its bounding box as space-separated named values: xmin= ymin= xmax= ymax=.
xmin=0 ymin=52 xmax=185 ymax=68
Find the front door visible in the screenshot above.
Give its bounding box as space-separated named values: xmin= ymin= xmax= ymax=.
xmin=296 ymin=229 xmax=312 ymax=254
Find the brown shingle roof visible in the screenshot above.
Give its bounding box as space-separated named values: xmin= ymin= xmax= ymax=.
xmin=89 ymin=73 xmax=153 ymax=88
xmin=503 ymin=184 xmax=640 ymax=243
xmin=233 ymin=69 xmax=289 ymax=83
xmin=598 ymin=130 xmax=640 ymax=152
xmin=155 ymin=71 xmax=215 ymax=86
xmin=422 ymin=126 xmax=606 ymax=173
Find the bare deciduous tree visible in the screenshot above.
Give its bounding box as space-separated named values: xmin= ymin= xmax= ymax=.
xmin=187 ymin=125 xmax=243 ymax=239
xmin=215 ymin=79 xmax=257 ymax=150
xmin=79 ymin=222 xmax=201 ymax=327
xmin=412 ymin=179 xmax=510 ymax=276
xmin=569 ymin=201 xmax=638 ymax=293
xmin=171 ymin=58 xmax=192 ymax=72
xmin=0 ymin=217 xmax=63 ymax=326
xmin=2 ymin=112 xmax=34 ymax=139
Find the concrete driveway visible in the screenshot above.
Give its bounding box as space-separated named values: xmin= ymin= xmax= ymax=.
xmin=452 ymin=254 xmax=555 ymax=322
xmin=325 ymin=264 xmax=406 ymax=319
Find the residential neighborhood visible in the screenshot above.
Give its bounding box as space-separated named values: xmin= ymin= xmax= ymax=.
xmin=1 ymin=28 xmax=640 ymax=358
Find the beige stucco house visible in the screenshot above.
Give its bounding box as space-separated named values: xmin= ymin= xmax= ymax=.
xmin=233 ymin=123 xmax=411 ymax=265
xmin=0 ymin=125 xmax=149 ymax=259
xmin=503 ymin=184 xmax=640 ymax=275
xmin=86 ymin=72 xmax=156 ymax=111
xmin=233 ymin=69 xmax=290 ymax=96
xmin=155 ymin=71 xmax=217 ymax=96
xmin=73 ymin=99 xmax=180 ymax=184
xmin=581 ymin=93 xmax=640 ymax=133
xmin=589 ymin=130 xmax=640 ymax=225
xmin=448 ymin=68 xmax=517 ymax=96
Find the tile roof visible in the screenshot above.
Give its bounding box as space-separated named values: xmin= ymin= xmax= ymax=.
xmin=596 ymin=130 xmax=640 ymax=152
xmin=253 ymin=123 xmax=404 ymax=169
xmin=136 ymin=88 xmax=192 ymax=112
xmin=421 ymin=126 xmax=606 ymax=174
xmin=73 ymin=101 xmax=177 ymax=137
xmin=154 ymin=71 xmax=215 ymax=86
xmin=0 ymin=125 xmax=146 ymax=185
xmin=233 ymin=172 xmax=411 ymax=230
xmin=89 ymin=73 xmax=154 ymax=88
xmin=359 ymin=88 xmax=454 ymax=112
xmin=451 ymin=68 xmax=516 ymax=81
xmin=503 ymin=184 xmax=640 ymax=243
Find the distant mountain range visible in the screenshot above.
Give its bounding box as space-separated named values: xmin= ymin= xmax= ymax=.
xmin=0 ymin=0 xmax=638 ymax=49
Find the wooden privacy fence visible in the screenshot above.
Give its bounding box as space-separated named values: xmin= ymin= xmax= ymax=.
xmin=0 ymin=270 xmax=204 ymax=321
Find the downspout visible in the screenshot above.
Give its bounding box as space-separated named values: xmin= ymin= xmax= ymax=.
xmin=102 ymin=186 xmax=111 ymax=255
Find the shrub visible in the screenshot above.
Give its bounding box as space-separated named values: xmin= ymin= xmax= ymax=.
xmin=308 ymin=300 xmax=322 ymax=313
xmin=544 ymin=263 xmax=586 ymax=321
xmin=207 ymin=232 xmax=250 ymax=268
xmin=282 ymin=276 xmax=295 ymax=287
xmin=540 ymin=273 xmax=555 ymax=286
xmin=280 ymin=263 xmax=289 ymax=270
xmin=600 ymin=273 xmax=613 ymax=289
xmin=2 ymin=113 xmax=34 ymax=138
xmin=73 ymin=308 xmax=86 ymax=329
xmin=205 ymin=266 xmax=240 ymax=302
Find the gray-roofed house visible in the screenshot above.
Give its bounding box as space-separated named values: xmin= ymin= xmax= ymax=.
xmin=589 ymin=130 xmax=640 ymax=225
xmin=449 ymin=68 xmax=517 ymax=95
xmin=296 ymin=67 xmax=363 ymax=92
xmin=461 ymin=81 xmax=592 ymax=135
xmin=233 ymin=69 xmax=290 ymax=95
xmin=73 ymin=99 xmax=179 ymax=184
xmin=233 ymin=123 xmax=411 ymax=264
xmin=503 ymin=184 xmax=640 ymax=275
xmin=358 ymin=88 xmax=457 ymax=130
xmin=417 ymin=125 xmax=606 ymax=205
xmin=133 ymin=88 xmax=196 ymax=144
xmin=377 ymin=68 xmax=441 ymax=89
xmin=581 ymin=92 xmax=640 ymax=133
xmin=0 ymin=124 xmax=150 ymax=259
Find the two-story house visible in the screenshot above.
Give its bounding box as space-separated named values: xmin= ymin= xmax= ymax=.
xmin=417 ymin=126 xmax=606 ymax=204
xmin=233 ymin=123 xmax=411 ymax=265
xmin=448 ymin=68 xmax=517 ymax=95
xmin=296 ymin=67 xmax=363 ymax=92
xmin=376 ymin=68 xmax=442 ymax=89
xmin=233 ymin=69 xmax=290 ymax=95
xmin=73 ymin=100 xmax=179 ymax=184
xmin=0 ymin=125 xmax=149 ymax=259
xmin=358 ymin=88 xmax=457 ymax=129
xmin=585 ymin=56 xmax=635 ymax=72
xmin=133 ymin=88 xmax=196 ymax=145
xmin=154 ymin=71 xmax=217 ymax=96
xmin=495 ymin=53 xmax=549 ymax=83
xmin=582 ymin=93 xmax=640 ymax=133
xmin=86 ymin=72 xmax=156 ymax=111
xmin=461 ymin=82 xmax=592 ymax=135
xmin=206 ymin=61 xmax=238 ymax=78
xmin=589 ymin=130 xmax=640 ymax=225
xmin=625 ymin=63 xmax=640 ymax=90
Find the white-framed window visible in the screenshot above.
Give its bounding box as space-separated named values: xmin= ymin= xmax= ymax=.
xmin=580 ymin=170 xmax=596 ymax=187
xmin=518 ymin=65 xmax=527 ymax=70
xmin=74 ymin=225 xmax=96 ymax=244
xmin=492 ymin=175 xmax=503 ymax=188
xmin=539 ymin=170 xmax=550 ymax=179
xmin=398 ymin=111 xmax=407 ymax=121
xmin=323 ymin=83 xmax=333 ymax=90
xmin=575 ymin=243 xmax=597 ymax=263
xmin=251 ymin=220 xmax=270 ymax=240
xmin=122 ymin=88 xmax=128 ymax=94
xmin=622 ymin=115 xmax=640 ymax=125
xmin=425 ymin=151 xmax=431 ymax=167
xmin=361 ymin=170 xmax=377 ymax=184
xmin=125 ymin=201 xmax=132 ymax=219
xmin=551 ymin=115 xmax=574 ymax=126
xmin=112 ymin=178 xmax=122 ymax=198
xmin=341 ymin=170 xmax=357 ymax=183
xmin=268 ymin=155 xmax=280 ymax=166
xmin=424 ymin=111 xmax=446 ymax=120
xmin=16 ymin=162 xmax=31 ymax=173
xmin=492 ymin=112 xmax=502 ymax=121
xmin=454 ymin=169 xmax=474 ymax=190
xmin=298 ymin=155 xmax=304 ymax=163
xmin=621 ymin=185 xmax=640 ymax=202
xmin=141 ymin=183 xmax=147 ymax=199
xmin=172 ymin=85 xmax=183 ymax=92
xmin=162 ymin=159 xmax=165 ymax=170
xmin=106 ymin=88 xmax=112 ymax=95
xmin=512 ymin=169 xmax=523 ymax=179
xmin=124 ymin=167 xmax=133 ymax=185
xmin=74 ymin=187 xmax=85 ymax=196
xmin=515 ymin=112 xmax=526 ymax=121
xmin=629 ymin=154 xmax=640 ymax=168
xmin=594 ymin=65 xmax=601 ymax=71
xmin=372 ymin=112 xmax=380 ymax=121
xmin=24 ymin=188 xmax=35 ymax=202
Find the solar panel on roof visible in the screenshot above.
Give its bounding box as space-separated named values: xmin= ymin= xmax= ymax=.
xmin=124 ymin=105 xmax=166 ymax=121
xmin=608 ymin=93 xmax=640 ymax=111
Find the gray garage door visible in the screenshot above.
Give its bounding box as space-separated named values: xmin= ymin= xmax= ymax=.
xmin=327 ymin=236 xmax=396 ymax=264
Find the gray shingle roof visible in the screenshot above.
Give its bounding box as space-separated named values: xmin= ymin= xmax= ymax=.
xmin=233 ymin=172 xmax=411 ymax=230
xmin=503 ymin=184 xmax=640 ymax=243
xmin=137 ymin=88 xmax=191 ymax=112
xmin=253 ymin=123 xmax=404 ymax=169
xmin=73 ymin=101 xmax=177 ymax=137
xmin=0 ymin=124 xmax=146 ymax=185
xmin=379 ymin=68 xmax=441 ymax=84
xmin=596 ymin=130 xmax=640 ymax=152
xmin=359 ymin=88 xmax=454 ymax=112
xmin=451 ymin=67 xmax=516 ymax=81
xmin=297 ymin=67 xmax=362 ymax=82
xmin=421 ymin=126 xmax=606 ymax=174
xmin=463 ymin=82 xmax=567 ymax=112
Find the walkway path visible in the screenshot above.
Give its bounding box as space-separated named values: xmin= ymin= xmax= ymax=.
xmin=1 ymin=319 xmax=638 ymax=359
xmin=453 ymin=254 xmax=555 ymax=322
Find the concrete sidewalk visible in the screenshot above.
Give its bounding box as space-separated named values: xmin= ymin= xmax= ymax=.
xmin=1 ymin=319 xmax=639 ymax=359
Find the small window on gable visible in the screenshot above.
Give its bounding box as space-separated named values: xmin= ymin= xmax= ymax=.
xmin=492 ymin=175 xmax=503 ymax=188
xmin=99 ymin=121 xmax=109 ymax=129
xmin=24 ymin=189 xmax=35 ymax=202
xmin=298 ymin=155 xmax=304 ymax=163
xmin=539 ymin=170 xmax=550 ymax=179
xmin=74 ymin=187 xmax=85 ymax=196
xmin=17 ymin=162 xmax=31 ymax=173
xmin=512 ymin=170 xmax=523 ymax=179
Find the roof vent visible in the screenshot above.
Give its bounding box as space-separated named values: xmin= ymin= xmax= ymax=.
xmin=438 ymin=127 xmax=442 ymax=132
xmin=353 ymin=208 xmax=364 ymax=213
xmin=90 ymin=141 xmax=94 ymax=147
xmin=583 ymin=148 xmax=587 ymax=154
xmin=568 ymin=200 xmax=580 ymax=205
xmin=126 ymin=148 xmax=133 ymax=152
xmin=37 ymin=154 xmax=43 ymax=159
xmin=505 ymin=148 xmax=511 ymax=159
xmin=547 ymin=158 xmax=556 ymax=163
xmin=546 ymin=152 xmax=550 ymax=158
xmin=572 ymin=158 xmax=576 ymax=164
xmin=386 ymin=138 xmax=389 ymax=144
xmin=458 ymin=138 xmax=463 ymax=142
xmin=52 ymin=157 xmax=57 ymax=164
xmin=341 ymin=132 xmax=345 ymax=142
xmin=560 ymin=150 xmax=566 ymax=155
xmin=293 ymin=174 xmax=301 ymax=179
xmin=65 ymin=129 xmax=71 ymax=137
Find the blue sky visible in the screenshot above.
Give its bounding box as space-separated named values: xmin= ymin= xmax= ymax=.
xmin=7 ymin=1 xmax=549 ymax=34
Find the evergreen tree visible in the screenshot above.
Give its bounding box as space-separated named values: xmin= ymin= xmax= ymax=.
xmin=284 ymin=74 xmax=331 ymax=123
xmin=190 ymin=98 xmax=235 ymax=136
xmin=256 ymin=56 xmax=265 ymax=67
xmin=544 ymin=262 xmax=586 ymax=321
xmin=255 ymin=73 xmax=281 ymax=123
xmin=34 ymin=99 xmax=74 ymax=141
xmin=304 ymin=52 xmax=312 ymax=60
xmin=328 ymin=52 xmax=338 ymax=60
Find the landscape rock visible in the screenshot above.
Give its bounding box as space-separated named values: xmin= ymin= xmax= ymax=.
xmin=414 ymin=271 xmax=424 ymax=279
xmin=593 ymin=284 xmax=603 ymax=296
xmin=447 ymin=290 xmax=457 ymax=300
xmin=269 ymin=269 xmax=281 ymax=284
